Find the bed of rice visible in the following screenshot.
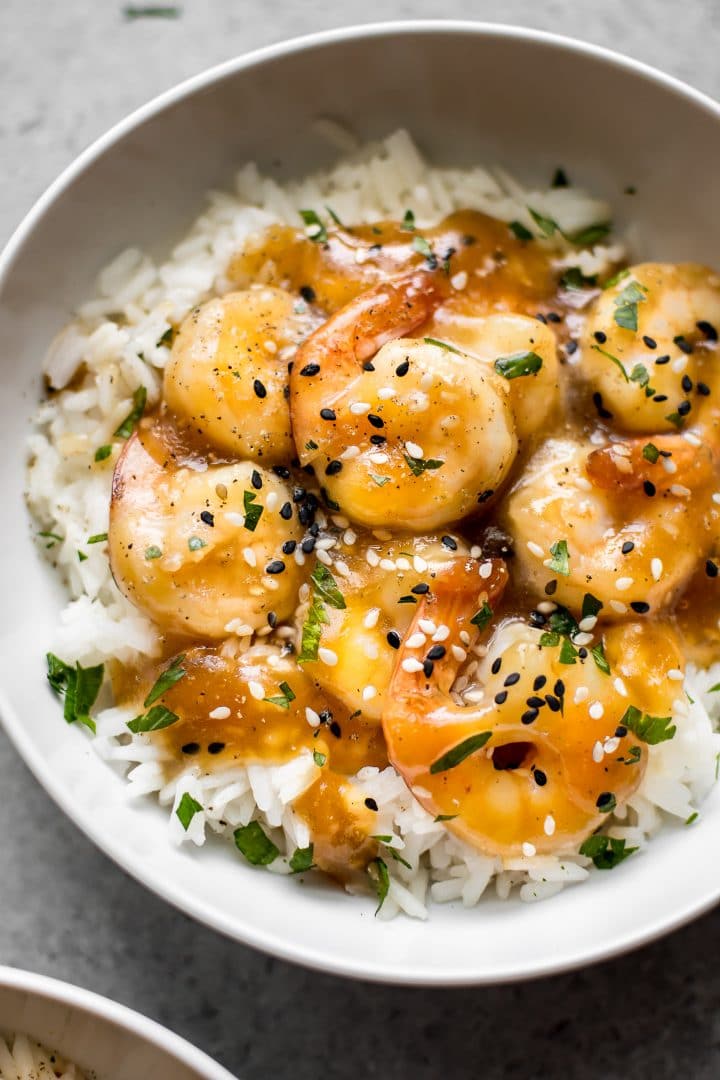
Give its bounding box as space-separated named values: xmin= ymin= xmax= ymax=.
xmin=0 ymin=1033 xmax=85 ymax=1080
xmin=26 ymin=130 xmax=720 ymax=918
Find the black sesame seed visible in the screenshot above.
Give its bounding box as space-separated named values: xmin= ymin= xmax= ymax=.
xmin=320 ymin=408 xmax=336 ymax=421
xmin=423 ymin=659 xmax=435 ymax=678
xmin=329 ymin=721 xmax=342 ymax=738
xmin=547 ymin=312 xmax=561 ymax=324
xmin=697 ymin=320 xmax=718 ymax=341
xmin=545 ymin=694 xmax=561 ymax=712
xmin=427 ymin=644 xmax=446 ymax=661
xmin=677 ymin=400 xmax=691 ymax=417
xmin=362 ymin=361 xmax=375 ymax=372
xmin=369 ymin=434 xmax=386 ymax=445
xmin=653 ymin=394 xmax=669 ymax=403
xmin=674 ymin=335 xmax=693 ymax=355
xmin=325 ymin=460 xmax=343 ymax=476
xmin=534 ymin=768 xmax=547 ymax=786
xmin=441 ymin=535 xmax=458 ymax=550
xmin=681 ymin=374 xmax=693 ymax=393
xmin=308 ymin=521 xmax=320 ymax=535
xmin=300 ymin=285 xmax=316 ymax=303
xmin=655 ymin=355 xmax=670 ymax=365
xmin=544 ymin=579 xmax=558 ymax=596
xmin=536 ymin=313 xmax=548 ymax=325
xmin=181 ymin=742 xmax=200 ymax=755
xmin=292 ymin=487 xmax=306 ymax=503
xmin=273 ymin=465 xmax=291 ymax=479
xmin=706 ymin=560 xmax=719 ymax=578
xmin=578 ymin=647 xmax=588 ymax=659
xmin=267 ymin=611 xmax=278 ymax=628
xmin=282 ymin=539 xmax=297 ymax=555
xmin=630 ymin=601 xmax=650 ymax=614
xmin=395 ymin=359 xmax=410 ymax=377
xmin=200 ymin=510 xmax=214 ymax=527
xmin=533 ymin=675 xmax=547 ymax=691
xmin=266 ymin=560 xmax=285 ymax=574
xmin=365 ymin=797 xmax=379 ymax=811
xmin=615 ymin=725 xmax=627 ymax=738
xmin=697 ymin=381 xmax=711 ymax=396
xmin=251 ymin=469 xmax=262 ymax=490
xmin=504 ymin=672 xmax=521 ymax=687
xmin=529 ymin=611 xmax=547 ymax=628
xmin=368 ymin=414 xmax=384 ymax=428
xmin=253 ymin=379 xmax=267 ymax=399
xmin=301 ymin=537 xmax=316 ymax=554
xmin=565 ymin=340 xmax=578 ymax=356
xmin=527 ymin=695 xmax=545 ymax=709
xmin=642 ymin=335 xmax=657 ymax=349
xmin=491 ymin=657 xmax=502 ymax=675
xmin=208 ymin=742 xmax=225 ymax=755
xmin=593 ymin=391 xmax=613 ymax=420
xmin=386 ymin=630 xmax=401 ymax=649
xmin=643 ymin=480 xmax=656 ymax=497
xmin=594 ymin=330 xmax=607 ymax=344
xmin=300 ymin=363 xmax=320 ymax=377
xmin=554 ymin=679 xmax=565 ymax=698
xmin=494 ymin=690 xmax=508 ymax=705
xmin=280 ymin=501 xmax=293 ymax=519
xmin=596 ymin=791 xmax=615 ymax=810
xmin=477 ymin=489 xmax=495 ymax=504
xmin=411 ymin=583 xmax=430 ymax=595
xmin=521 ymin=709 xmax=539 ymax=725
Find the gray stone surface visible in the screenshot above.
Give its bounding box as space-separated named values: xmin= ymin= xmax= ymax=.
xmin=2 ymin=2 xmax=720 ymax=1076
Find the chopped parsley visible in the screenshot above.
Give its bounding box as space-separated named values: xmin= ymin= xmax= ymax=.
xmin=685 ymin=812 xmax=699 ymax=826
xmin=412 ymin=235 xmax=433 ymax=259
xmin=299 ymin=209 xmax=328 ymax=243
xmin=590 ymin=641 xmax=611 ymax=675
xmin=579 ymin=834 xmax=637 ymax=869
xmin=603 ymin=268 xmax=630 ymax=290
xmin=509 ymin=220 xmax=533 ymax=241
xmin=540 ymin=631 xmax=560 ymax=647
xmin=113 ymin=386 xmax=147 ymax=439
xmin=243 ymin=490 xmax=264 ymax=532
xmin=297 ymin=565 xmax=346 ymax=664
xmin=423 ymin=336 xmax=462 ymax=354
xmin=559 ymin=638 xmax=579 ymax=664
xmin=145 ymin=545 xmax=163 ymax=560
xmin=187 ymin=536 xmax=206 ymax=551
xmin=289 ymin=844 xmax=315 ymax=873
xmin=369 ymin=857 xmax=390 ymax=914
xmin=582 ymin=593 xmax=603 ymax=620
xmin=619 ymin=704 xmax=676 ymax=744
xmin=264 ymin=681 xmax=296 ymax=709
xmin=401 ymin=209 xmax=416 ymax=231
xmin=613 ymin=280 xmax=648 ymax=332
xmin=127 ymin=704 xmax=179 ymax=733
xmin=560 ymin=267 xmax=598 ymax=290
xmin=46 ymin=653 xmax=104 ymax=734
xmin=592 ymin=344 xmax=629 ymax=382
xmin=404 ymin=454 xmax=444 ymax=476
xmin=548 ymin=539 xmax=570 ymax=576
xmin=234 ymin=821 xmax=279 ymax=866
xmin=325 ymin=205 xmax=344 ymax=227
xmin=311 ymin=563 xmax=346 ymax=609
xmin=569 ymin=222 xmax=611 ymax=246
xmin=494 ymin=350 xmax=543 ymax=380
xmin=370 ymin=473 xmax=391 ymax=487
xmin=176 ymin=792 xmax=202 ymax=831
xmin=144 ymin=654 xmax=186 ymax=707
xmin=156 ymin=326 xmax=175 ymax=348
xmin=429 ymin=731 xmax=492 ymax=774
xmin=94 ymin=445 xmax=112 ymax=462
xmin=618 ymin=745 xmax=642 ymax=766
xmin=642 ymin=442 xmax=660 ymax=464
xmin=528 ymin=207 xmax=559 ymax=237
xmin=313 ymin=750 xmax=327 ymax=767
xmin=87 ymin=533 xmax=108 ymax=544
xmin=434 ymin=813 xmax=458 ymax=822
xmin=470 ymin=602 xmax=493 ymax=631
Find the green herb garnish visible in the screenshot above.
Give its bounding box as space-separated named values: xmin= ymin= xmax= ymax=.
xmin=559 ymin=638 xmax=578 ymax=664
xmin=299 ymin=210 xmax=328 ymax=243
xmin=470 ymin=602 xmax=493 ymax=631
xmin=685 ymin=812 xmax=699 ymax=826
xmin=123 ymin=5 xmax=181 ymax=18
xmin=46 ymin=653 xmax=104 ymax=734
xmin=289 ymin=844 xmax=315 ymax=873
xmin=325 ymin=205 xmax=344 ymax=227
xmin=494 ymin=350 xmax=543 ymax=380
xmin=619 ymin=704 xmax=676 ymax=745
xmin=370 ymin=473 xmax=391 ymax=487
xmin=234 ymin=821 xmax=279 ymax=866
xmin=311 ymin=563 xmax=346 ymax=609
xmin=127 ymin=704 xmax=179 ymax=733
xmin=94 ymin=445 xmax=112 ymax=462
xmin=401 ymin=209 xmax=416 ymax=231
xmin=243 ymin=490 xmax=264 ymax=532
xmin=569 ymin=222 xmax=611 ymax=246
xmin=156 ymin=326 xmax=175 ymax=348
xmin=591 ymin=641 xmax=611 ymax=675
xmin=560 ymin=267 xmax=598 ymax=290
xmin=548 ymin=539 xmax=570 ymax=576
xmin=313 ymin=750 xmax=327 ymax=767
xmin=434 ymin=814 xmax=458 ymax=822
xmin=264 ymin=681 xmax=296 ymax=710
xmin=176 ymin=792 xmax=202 ymax=831
xmin=429 ymin=731 xmax=492 ymax=774
xmin=145 ymin=545 xmax=162 ymax=560
xmin=642 ymin=443 xmax=660 ymax=464
xmin=591 ymin=344 xmax=629 ymax=382
xmin=87 ymin=533 xmax=108 ymax=545
xmin=509 ymin=221 xmax=533 ymax=241
xmin=582 ymin=593 xmax=603 ymax=620
xmin=144 ymin=654 xmax=186 ymax=707
xmin=423 ymin=336 xmax=462 ymax=354
xmin=579 ymin=834 xmax=637 ymax=869
xmin=412 ymin=235 xmax=433 ymax=259
xmin=369 ymin=857 xmax=390 ymax=914
xmin=187 ymin=536 xmax=206 ymax=551
xmin=613 ymin=280 xmax=648 ymax=332
xmin=603 ymin=268 xmax=630 ymax=290
xmin=404 ymin=454 xmax=444 ymax=476
xmin=528 ymin=207 xmax=559 ymax=237
xmin=113 ymin=386 xmax=147 ymax=439
xmin=540 ymin=631 xmax=561 ymax=647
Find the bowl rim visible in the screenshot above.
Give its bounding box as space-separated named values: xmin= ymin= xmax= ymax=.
xmin=2 ymin=19 xmax=720 ymax=987
xmin=0 ymin=964 xmax=235 ymax=1077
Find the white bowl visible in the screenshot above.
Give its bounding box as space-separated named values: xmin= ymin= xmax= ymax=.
xmin=0 ymin=966 xmax=233 ymax=1078
xmin=1 ymin=21 xmax=720 ymax=985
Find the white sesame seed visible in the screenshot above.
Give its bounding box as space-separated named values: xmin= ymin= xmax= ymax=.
xmin=305 ymin=707 xmax=321 ymax=728
xmin=334 ymin=560 xmax=351 ymax=578
xmin=243 ymin=547 xmax=257 ymax=568
xmin=463 ymin=688 xmax=485 ymax=704
xmin=405 ymin=441 xmax=424 ymax=459
xmin=364 ymin=607 xmax=380 ymax=629
xmin=366 ymin=549 xmax=380 ymax=567
xmin=671 ymin=355 xmax=688 ymax=373
xmin=603 ymin=737 xmax=620 ymax=754
xmin=377 ymin=387 xmax=395 ymax=400
xmin=610 ymin=600 xmax=628 ymax=614
xmin=527 ymin=541 xmax=544 ymax=558
xmin=248 ymin=680 xmax=265 ymax=700
xmin=419 ymin=618 xmax=437 ymax=635
xmin=578 ymin=615 xmax=597 ymax=632
xmin=667 ymin=668 xmax=684 ymax=681
xmin=266 ymin=492 xmax=278 ymax=512
xmin=225 ymin=512 xmax=245 ymax=527
xmin=574 ymin=686 xmax=589 ymax=704
xmin=662 ymin=457 xmax=677 ymax=474
xmin=589 ymin=701 xmax=604 ymax=719
xmin=452 ymin=644 xmax=467 ymax=662
xmin=209 ymin=706 xmax=231 ymax=720
xmin=349 ymin=401 xmax=371 ymax=414
xmin=316 ymin=549 xmax=332 ymax=566
xmin=406 ymin=632 xmax=427 ymax=649
xmin=402 ymin=657 xmax=424 ymax=673
xmin=670 ymin=484 xmax=691 ymax=498
xmin=544 ymin=815 xmax=556 ymax=837
xmin=592 ymin=741 xmax=604 ymax=763
xmin=537 ymin=601 xmax=558 ymax=614
xmin=575 ymin=476 xmax=592 ymax=491
xmin=413 ymin=555 xmax=429 ymax=573
xmin=479 ymin=561 xmax=493 ymax=580
xmin=396 ymin=557 xmax=411 ymax=571
xmin=713 ymin=492 xmax=720 ymax=505
xmin=298 ymin=583 xmax=310 ymax=602
xmin=650 ymin=557 xmax=663 ymax=581
xmin=458 ymin=629 xmax=471 ymax=646
xmin=521 ymin=841 xmax=536 ymax=857
xmin=318 ymin=647 xmax=338 ymax=666
xmin=572 ymin=632 xmax=594 ymax=646
xmin=362 ymin=685 xmax=378 ymax=702
xmin=613 ymin=677 xmax=628 ymax=697
xmin=294 ymin=550 xmax=306 ymax=566
xmin=343 ymin=529 xmax=357 ymax=546
xmin=615 ymin=576 xmax=634 ymax=591
xmin=315 ymin=537 xmax=336 ymax=551
xmin=451 ymin=270 xmax=468 ymax=290
xmin=369 ymin=452 xmax=389 ymax=465
xmin=340 ymin=445 xmax=361 ymax=460
xmin=379 ymin=558 xmax=396 ymax=571
xmin=683 ymin=431 xmax=702 ymax=447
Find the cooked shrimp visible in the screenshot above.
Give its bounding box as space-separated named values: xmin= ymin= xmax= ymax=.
xmin=579 ymin=263 xmax=720 ymax=434
xmin=383 ymin=574 xmax=684 ymax=856
xmin=296 ymin=534 xmax=490 ymax=722
xmin=422 ymin=311 xmax=561 ymax=442
xmin=290 ymin=272 xmax=518 ymax=530
xmin=109 ymin=431 xmax=307 ymax=638
xmin=164 ymin=287 xmax=319 ymax=462
xmin=502 ymin=435 xmax=717 ymax=618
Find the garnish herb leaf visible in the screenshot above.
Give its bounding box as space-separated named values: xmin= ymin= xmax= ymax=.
xmin=591 ymin=344 xmax=629 ymax=382
xmin=289 ymin=844 xmax=315 ymax=873
xmin=509 ymin=220 xmax=533 ymax=241
xmin=325 ymin=205 xmax=344 ymax=227
xmin=243 ymin=490 xmax=264 ymax=532
xmin=127 ymin=704 xmax=179 ymax=733
xmin=143 ymin=654 xmax=186 ymax=707
xmin=685 ymin=811 xmax=699 ymax=826
xmin=404 ymin=454 xmax=444 ymax=476
xmin=145 ymin=545 xmax=163 ymax=560
xmin=540 ymin=631 xmax=561 ymax=647
xmin=87 ymin=533 xmax=108 ymax=545
xmin=548 ymin=539 xmax=570 ymax=576
xmin=412 ymin=235 xmax=433 ymax=259
xmin=528 ymin=207 xmax=559 ymax=237
xmin=579 ymin=834 xmax=637 ymax=870
xmin=264 ymin=681 xmax=296 ymax=709
xmin=423 ymin=336 xmax=462 ymax=354
xmin=313 ymin=749 xmax=327 ymax=767
xmin=46 ymin=653 xmax=104 ymax=734
xmin=494 ymin=351 xmax=543 ymax=380
xmin=401 ymin=209 xmax=416 ymax=231
xmin=369 ymin=857 xmax=390 ymax=914
xmin=430 ymin=731 xmax=492 ymax=774
xmin=582 ymin=593 xmax=603 ymax=620
xmin=94 ymin=445 xmax=112 ymax=462
xmin=297 ymin=593 xmax=329 ymax=664
xmin=559 ymin=638 xmax=578 ymax=665
xmin=234 ymin=821 xmax=279 ymax=866
xmin=591 ymin=641 xmax=611 ymax=675
xmin=434 ymin=813 xmax=458 ymax=822
xmin=176 ymin=792 xmax=202 ymax=831
xmin=188 ymin=536 xmax=206 ymax=551
xmin=619 ymin=704 xmax=676 ymax=745
xmin=311 ymin=563 xmax=346 ymax=609
xmin=613 ymin=280 xmax=648 ymax=332
xmin=370 ymin=473 xmax=391 ymax=487
xmin=113 ymin=386 xmax=147 ymax=439
xmin=603 ymin=268 xmax=630 ymax=290
xmin=560 ymin=267 xmax=597 ymax=290
xmin=568 ymin=222 xmax=611 ymax=246
xmin=619 ymin=745 xmax=642 ymax=766
xmin=470 ymin=602 xmax=493 ymax=631
xmin=629 ymin=363 xmax=650 ymax=388
xmin=299 ymin=210 xmax=328 ymax=243
xmin=642 ymin=442 xmax=660 ymax=464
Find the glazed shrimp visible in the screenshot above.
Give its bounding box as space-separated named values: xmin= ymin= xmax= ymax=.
xmin=289 ymin=272 xmax=518 ymax=530
xmin=296 ymin=533 xmax=488 ymax=722
xmin=109 ymin=430 xmax=307 ymax=638
xmin=502 ymin=435 xmax=717 ymax=618
xmin=579 ymin=263 xmax=720 ymax=434
xmin=421 ymin=311 xmax=561 ymax=443
xmin=164 ymin=287 xmax=319 ymax=462
xmin=383 ymin=574 xmax=684 ymax=857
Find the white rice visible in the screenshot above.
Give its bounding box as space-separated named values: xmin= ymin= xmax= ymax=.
xmin=0 ymin=1033 xmax=85 ymax=1079
xmin=26 ymin=130 xmax=720 ymax=919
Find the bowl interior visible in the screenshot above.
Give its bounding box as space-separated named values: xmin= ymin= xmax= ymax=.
xmin=1 ymin=23 xmax=719 ymax=984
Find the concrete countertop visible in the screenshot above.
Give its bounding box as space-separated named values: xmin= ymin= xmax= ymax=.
xmin=2 ymin=2 xmax=719 ymax=1076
